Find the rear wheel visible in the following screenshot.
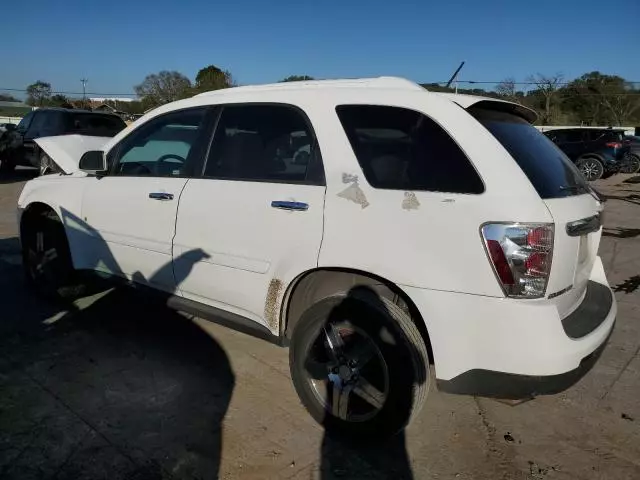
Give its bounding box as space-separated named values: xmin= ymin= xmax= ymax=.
xmin=576 ymin=157 xmax=604 ymax=181
xmin=621 ymin=154 xmax=640 ymax=174
xmin=289 ymin=289 xmax=430 ymax=440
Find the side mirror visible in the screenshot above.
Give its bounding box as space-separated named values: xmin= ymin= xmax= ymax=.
xmin=79 ymin=150 xmax=107 ymax=174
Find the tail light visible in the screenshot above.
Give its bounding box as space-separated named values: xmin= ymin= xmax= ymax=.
xmin=481 ymin=223 xmax=554 ymax=298
xmin=605 ymin=142 xmax=622 ymax=148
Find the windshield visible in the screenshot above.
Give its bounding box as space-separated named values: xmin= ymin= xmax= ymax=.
xmin=470 ymin=107 xmax=590 ymax=199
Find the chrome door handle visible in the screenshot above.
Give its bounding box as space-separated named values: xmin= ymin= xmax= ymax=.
xmin=271 ymin=200 xmax=309 ymax=211
xmin=149 ymin=192 xmax=174 ymax=201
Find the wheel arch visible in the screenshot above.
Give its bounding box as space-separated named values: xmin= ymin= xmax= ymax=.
xmin=281 ymin=267 xmax=434 ymax=364
xmin=20 ymin=201 xmax=60 ymax=238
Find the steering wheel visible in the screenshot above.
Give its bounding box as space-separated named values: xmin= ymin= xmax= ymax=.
xmin=156 ymin=153 xmax=186 ymax=176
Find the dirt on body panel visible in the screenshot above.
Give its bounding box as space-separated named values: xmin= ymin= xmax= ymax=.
xmin=402 ymin=192 xmax=420 ymax=210
xmin=264 ymin=278 xmax=284 ymax=331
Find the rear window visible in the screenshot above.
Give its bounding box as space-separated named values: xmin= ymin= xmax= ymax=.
xmin=471 ymin=108 xmax=589 ymax=199
xmin=70 ymin=113 xmax=126 ymax=137
xmin=335 ymin=105 xmax=484 ymax=194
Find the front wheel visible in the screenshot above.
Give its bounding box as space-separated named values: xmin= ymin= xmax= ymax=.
xmin=22 ymin=211 xmax=81 ymax=301
xmin=0 ymin=157 xmax=16 ymax=173
xmin=576 ymin=157 xmax=604 ymax=181
xmin=289 ymin=289 xmax=430 ymax=440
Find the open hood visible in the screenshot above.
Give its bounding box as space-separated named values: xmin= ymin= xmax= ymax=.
xmin=34 ymin=135 xmax=110 ymax=174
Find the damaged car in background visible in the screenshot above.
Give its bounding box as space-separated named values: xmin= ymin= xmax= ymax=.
xmin=0 ymin=108 xmax=126 ymax=175
xmin=18 ymin=77 xmax=616 ymax=439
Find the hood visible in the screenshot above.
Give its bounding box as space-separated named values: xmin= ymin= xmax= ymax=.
xmin=34 ymin=135 xmax=110 ymax=174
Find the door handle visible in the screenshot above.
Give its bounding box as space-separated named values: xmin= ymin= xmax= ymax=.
xmin=149 ymin=192 xmax=174 ymax=201
xmin=271 ymin=200 xmax=309 ymax=211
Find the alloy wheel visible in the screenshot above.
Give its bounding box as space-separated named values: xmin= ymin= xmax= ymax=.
xmin=305 ymin=321 xmax=389 ymax=422
xmin=580 ymin=160 xmax=603 ymax=181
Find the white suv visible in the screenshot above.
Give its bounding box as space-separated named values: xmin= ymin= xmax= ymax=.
xmin=17 ymin=77 xmax=616 ymax=438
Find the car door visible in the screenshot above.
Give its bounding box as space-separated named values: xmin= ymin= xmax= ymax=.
xmin=78 ymin=107 xmax=213 ymax=292
xmin=173 ymin=103 xmax=326 ymax=331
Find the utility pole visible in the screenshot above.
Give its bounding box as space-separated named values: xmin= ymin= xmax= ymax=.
xmin=445 ymin=62 xmax=465 ymax=94
xmin=80 ymin=78 xmax=88 ymax=108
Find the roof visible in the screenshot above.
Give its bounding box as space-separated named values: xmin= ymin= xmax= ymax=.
xmin=31 ymin=107 xmax=121 ymax=117
xmin=194 ymin=76 xmax=425 ymax=97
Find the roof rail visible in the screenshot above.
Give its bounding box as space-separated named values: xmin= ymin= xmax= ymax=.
xmin=194 ymin=76 xmax=425 ymax=97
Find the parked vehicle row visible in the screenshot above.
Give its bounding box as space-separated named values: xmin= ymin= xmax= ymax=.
xmin=543 ymin=127 xmax=638 ymax=180
xmin=0 ymin=108 xmax=126 ymax=175
xmin=18 ymin=77 xmax=616 ymax=438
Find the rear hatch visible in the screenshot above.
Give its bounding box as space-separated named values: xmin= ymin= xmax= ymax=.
xmin=469 ymin=105 xmax=604 ymax=318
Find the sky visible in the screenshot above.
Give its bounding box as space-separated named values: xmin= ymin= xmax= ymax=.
xmin=2 ymin=0 xmax=639 ymax=99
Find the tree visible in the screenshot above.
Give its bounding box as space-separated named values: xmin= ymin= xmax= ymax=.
xmin=280 ymin=75 xmax=314 ymax=82
xmin=26 ymin=81 xmax=52 ymax=106
xmin=495 ymin=77 xmax=524 ymax=103
xmin=0 ymin=94 xmax=19 ymax=102
xmin=194 ymin=65 xmax=234 ymax=93
xmin=49 ymin=94 xmax=73 ymax=108
xmin=526 ymin=73 xmax=564 ymax=124
xmin=134 ymin=71 xmax=192 ymax=107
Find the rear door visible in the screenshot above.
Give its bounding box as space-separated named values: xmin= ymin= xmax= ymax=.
xmin=173 ymin=103 xmax=326 ymax=331
xmin=471 ymin=107 xmax=603 ymax=317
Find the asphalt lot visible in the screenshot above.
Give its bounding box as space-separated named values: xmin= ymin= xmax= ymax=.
xmin=1 ymin=169 xmax=639 ymax=480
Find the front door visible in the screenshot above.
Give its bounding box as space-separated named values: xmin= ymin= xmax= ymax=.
xmin=78 ymin=107 xmax=211 ymax=293
xmin=173 ymin=104 xmax=326 ymax=331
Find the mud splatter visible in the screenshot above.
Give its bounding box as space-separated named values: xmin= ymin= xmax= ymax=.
xmin=264 ymin=279 xmax=283 ymax=331
xmin=337 ymin=174 xmax=369 ymax=209
xmin=402 ymin=191 xmax=420 ymax=210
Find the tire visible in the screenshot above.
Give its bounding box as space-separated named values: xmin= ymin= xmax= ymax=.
xmin=22 ymin=210 xmax=83 ymax=302
xmin=576 ymin=157 xmax=604 ymax=181
xmin=289 ymin=288 xmax=430 ymax=440
xmin=621 ymin=154 xmax=640 ymax=175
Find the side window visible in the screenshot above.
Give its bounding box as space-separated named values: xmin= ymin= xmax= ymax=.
xmin=39 ymin=112 xmax=64 ymax=136
xmin=111 ymin=108 xmax=206 ymax=177
xmin=335 ymin=105 xmax=483 ymax=194
xmin=71 ymin=114 xmax=126 ymax=137
xmin=204 ymin=104 xmax=324 ymax=184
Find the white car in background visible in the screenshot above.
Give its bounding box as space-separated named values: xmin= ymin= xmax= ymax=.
xmin=18 ymin=77 xmax=616 ymax=438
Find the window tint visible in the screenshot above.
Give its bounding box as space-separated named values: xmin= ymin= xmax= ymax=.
xmin=27 ymin=112 xmax=49 ymax=135
xmin=16 ymin=112 xmax=34 ymax=132
xmin=204 ymin=104 xmax=323 ymax=184
xmin=549 ymin=130 xmax=583 ymax=143
xmin=471 ymin=108 xmax=590 ymax=199
xmin=112 ymin=108 xmax=206 ymax=177
xmin=335 ymin=105 xmax=483 ymax=193
xmin=71 ymin=113 xmax=126 ymax=137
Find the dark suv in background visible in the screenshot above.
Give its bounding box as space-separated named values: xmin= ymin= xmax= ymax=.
xmin=544 ymin=128 xmax=630 ymax=181
xmin=0 ymin=108 xmax=126 ymax=175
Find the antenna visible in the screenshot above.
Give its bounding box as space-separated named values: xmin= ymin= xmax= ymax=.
xmin=445 ymin=62 xmax=465 ymax=90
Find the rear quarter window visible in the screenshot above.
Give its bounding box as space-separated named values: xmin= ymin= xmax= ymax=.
xmin=335 ymin=105 xmax=484 ymax=194
xmin=470 ymin=108 xmax=589 ymax=199
xmin=70 ymin=114 xmax=126 ymax=137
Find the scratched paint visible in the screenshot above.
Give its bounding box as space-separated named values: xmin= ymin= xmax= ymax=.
xmin=337 ymin=174 xmax=370 ymax=209
xmin=264 ymin=278 xmax=283 ymax=331
xmin=402 ymin=192 xmax=420 ymax=210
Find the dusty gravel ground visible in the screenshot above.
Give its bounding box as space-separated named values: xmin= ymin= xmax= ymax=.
xmin=0 ymin=169 xmax=639 ymax=479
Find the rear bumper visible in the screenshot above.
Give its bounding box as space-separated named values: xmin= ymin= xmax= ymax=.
xmin=404 ymin=256 xmax=616 ymax=395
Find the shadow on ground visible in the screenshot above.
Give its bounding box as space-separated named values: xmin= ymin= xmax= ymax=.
xmin=0 ymin=236 xmax=235 ymax=479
